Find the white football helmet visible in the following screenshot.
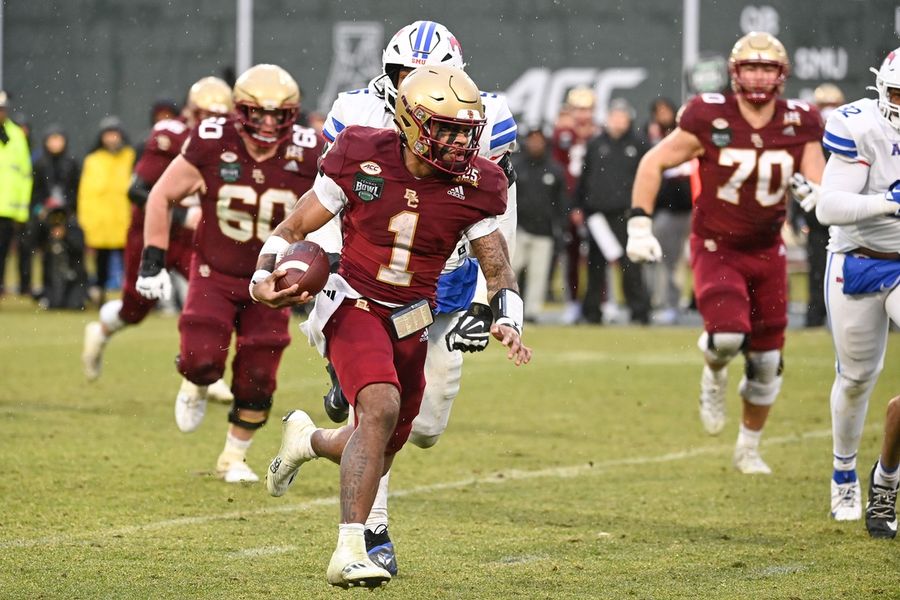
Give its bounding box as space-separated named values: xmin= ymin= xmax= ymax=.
xmin=376 ymin=20 xmax=466 ymax=114
xmin=870 ymin=49 xmax=900 ymax=130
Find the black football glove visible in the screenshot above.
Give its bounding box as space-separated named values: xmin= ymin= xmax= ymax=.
xmin=445 ymin=303 xmax=493 ymax=353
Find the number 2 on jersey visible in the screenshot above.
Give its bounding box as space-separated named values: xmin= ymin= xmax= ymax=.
xmin=377 ymin=211 xmax=419 ymax=286
xmin=716 ymin=148 xmax=794 ymax=207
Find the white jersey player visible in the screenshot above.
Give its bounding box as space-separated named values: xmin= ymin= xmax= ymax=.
xmin=304 ymin=20 xmax=518 ymax=576
xmin=816 ymin=49 xmax=900 ymax=522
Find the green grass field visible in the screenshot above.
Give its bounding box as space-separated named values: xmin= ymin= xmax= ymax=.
xmin=2 ymin=298 xmax=900 ymax=599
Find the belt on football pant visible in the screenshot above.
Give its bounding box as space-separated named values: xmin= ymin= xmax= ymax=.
xmin=850 ymin=247 xmax=900 ymax=261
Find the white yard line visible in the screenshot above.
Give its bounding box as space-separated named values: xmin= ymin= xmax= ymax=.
xmin=0 ymin=426 xmax=839 ymax=550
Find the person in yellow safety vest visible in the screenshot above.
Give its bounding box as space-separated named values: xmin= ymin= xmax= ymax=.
xmin=0 ymin=91 xmax=34 ymax=296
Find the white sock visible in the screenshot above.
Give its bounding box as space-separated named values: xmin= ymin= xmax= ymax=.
xmin=99 ymin=299 xmax=126 ymax=334
xmin=337 ymin=523 xmax=366 ymax=555
xmin=736 ymin=423 xmax=762 ymax=449
xmin=875 ymin=460 xmax=900 ymax=490
xmin=223 ymin=431 xmax=252 ymax=460
xmin=366 ymin=471 xmax=390 ymax=531
xmin=832 ymin=453 xmax=857 ymax=472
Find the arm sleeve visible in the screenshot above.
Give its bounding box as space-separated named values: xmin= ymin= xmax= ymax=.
xmin=311 ymin=173 xmax=348 ymax=215
xmin=815 ymin=154 xmax=897 ymax=225
xmin=463 ymin=216 xmax=499 ymax=242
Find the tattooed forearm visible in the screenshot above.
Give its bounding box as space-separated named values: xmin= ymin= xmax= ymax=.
xmin=470 ymin=230 xmax=518 ymax=299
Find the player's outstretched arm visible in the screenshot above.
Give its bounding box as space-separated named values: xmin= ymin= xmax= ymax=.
xmin=143 ymin=155 xmax=204 ymax=251
xmin=469 ymin=230 xmax=532 ymax=366
xmin=136 ymin=155 xmax=204 ymax=300
xmin=627 ymin=127 xmax=703 ymax=263
xmin=250 ymin=187 xmax=336 ymax=308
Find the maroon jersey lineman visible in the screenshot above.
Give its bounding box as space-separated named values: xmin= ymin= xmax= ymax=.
xmin=176 ymin=117 xmax=322 ymax=405
xmin=680 ymin=93 xmax=822 ymax=350
xmin=679 ymin=93 xmax=822 ymax=248
xmin=315 ymin=125 xmax=507 ymax=454
xmin=183 ymin=116 xmax=323 ymax=278
xmin=319 ymin=125 xmax=507 ymax=306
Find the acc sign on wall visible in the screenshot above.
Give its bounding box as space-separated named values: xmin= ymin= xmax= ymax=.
xmin=503 ymin=67 xmax=647 ymax=129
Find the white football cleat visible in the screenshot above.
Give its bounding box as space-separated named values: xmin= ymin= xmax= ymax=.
xmin=831 ymin=477 xmax=862 ymax=521
xmin=326 ymin=544 xmax=391 ymax=589
xmin=266 ymin=410 xmax=318 ymax=497
xmin=174 ymin=379 xmax=208 ymax=433
xmin=733 ymin=445 xmax=772 ymax=475
xmin=82 ymin=321 xmax=107 ymax=381
xmin=216 ymin=455 xmax=259 ymax=483
xmin=207 ymin=378 xmax=234 ymax=404
xmin=699 ymin=365 xmax=727 ymax=435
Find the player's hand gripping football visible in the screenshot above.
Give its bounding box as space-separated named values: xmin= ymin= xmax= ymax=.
xmin=136 ymin=246 xmax=172 ymax=300
xmin=789 ymin=172 xmax=820 ymax=213
xmin=249 ymin=270 xmax=313 ymax=308
xmin=490 ymin=322 xmax=532 ymax=366
xmin=445 ymin=303 xmax=492 ymax=353
xmin=625 ymin=214 xmax=662 ymax=262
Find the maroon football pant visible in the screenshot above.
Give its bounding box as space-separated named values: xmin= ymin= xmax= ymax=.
xmin=119 ymin=206 xmax=195 ymax=324
xmin=689 ymin=234 xmax=787 ymax=352
xmin=177 ymin=256 xmax=291 ymax=404
xmin=324 ymin=299 xmax=428 ymax=456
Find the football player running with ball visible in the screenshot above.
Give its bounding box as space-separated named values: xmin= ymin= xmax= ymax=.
xmin=310 ymin=20 xmax=519 ymax=575
xmin=815 ymin=49 xmax=900 ymax=523
xmin=251 ymin=65 xmax=531 ymax=589
xmin=626 ymin=32 xmax=825 ymax=474
xmin=137 ymin=65 xmax=324 ymax=483
xmin=82 ymin=76 xmax=234 ymax=404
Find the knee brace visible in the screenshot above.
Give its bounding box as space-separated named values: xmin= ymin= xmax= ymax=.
xmin=698 ymin=331 xmax=747 ymax=369
xmin=738 ymin=350 xmax=783 ymax=406
xmin=227 ymin=396 xmax=273 ymax=430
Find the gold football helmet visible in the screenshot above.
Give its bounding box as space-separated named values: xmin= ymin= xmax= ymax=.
xmin=233 ymin=64 xmax=300 ymax=146
xmin=186 ymin=76 xmax=233 ymax=124
xmin=729 ymin=32 xmax=789 ymax=104
xmin=394 ymin=65 xmax=485 ymax=175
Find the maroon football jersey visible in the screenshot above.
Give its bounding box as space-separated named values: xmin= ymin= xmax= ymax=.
xmin=320 ymin=125 xmax=507 ymax=306
xmin=135 ymin=118 xmax=191 ymax=184
xmin=182 ymin=116 xmax=322 ymax=277
xmin=130 ymin=118 xmax=192 ymax=232
xmin=679 ymin=93 xmax=823 ymax=247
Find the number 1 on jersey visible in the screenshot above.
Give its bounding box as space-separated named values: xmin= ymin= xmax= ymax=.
xmin=377 ymin=211 xmax=419 ymax=286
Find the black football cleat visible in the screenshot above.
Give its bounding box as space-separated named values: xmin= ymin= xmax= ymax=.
xmin=365 ymin=525 xmax=398 ymax=576
xmin=866 ymin=461 xmax=898 ymax=539
xmin=323 ymin=362 xmax=350 ymax=423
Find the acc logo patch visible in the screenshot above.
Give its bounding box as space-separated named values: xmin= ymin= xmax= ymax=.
xmin=353 ymin=173 xmax=384 ymax=202
xmin=712 ymin=118 xmax=729 ymax=129
xmin=220 ymin=151 xmax=238 ymax=163
xmin=360 ymin=161 xmax=382 ymax=175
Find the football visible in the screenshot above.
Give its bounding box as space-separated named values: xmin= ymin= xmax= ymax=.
xmin=274 ymin=240 xmax=331 ymax=296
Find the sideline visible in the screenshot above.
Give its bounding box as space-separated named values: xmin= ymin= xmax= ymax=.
xmin=0 ymin=426 xmax=839 ymax=550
